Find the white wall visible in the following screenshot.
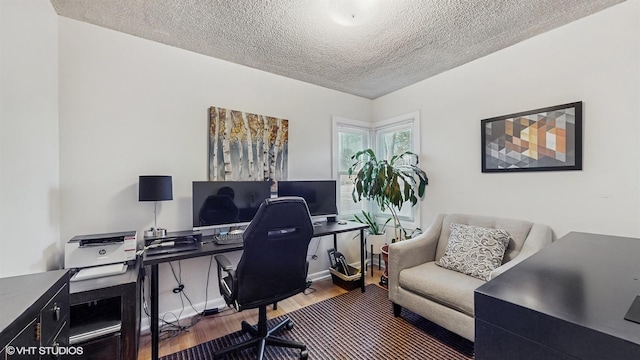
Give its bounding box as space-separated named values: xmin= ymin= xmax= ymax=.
xmin=373 ymin=0 xmax=640 ymax=239
xmin=58 ymin=17 xmax=371 ymax=318
xmin=0 ymin=0 xmax=60 ymax=277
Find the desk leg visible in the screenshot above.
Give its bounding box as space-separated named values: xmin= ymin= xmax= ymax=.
xmin=151 ymin=264 xmax=159 ymax=360
xmin=360 ymin=229 xmax=366 ymax=293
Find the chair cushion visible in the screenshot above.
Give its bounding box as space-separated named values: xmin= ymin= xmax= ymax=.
xmin=437 ymin=223 xmax=511 ymax=281
xmin=399 ymin=261 xmax=485 ymax=316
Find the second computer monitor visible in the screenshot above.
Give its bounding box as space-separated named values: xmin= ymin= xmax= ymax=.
xmin=277 ymin=180 xmax=337 ymax=217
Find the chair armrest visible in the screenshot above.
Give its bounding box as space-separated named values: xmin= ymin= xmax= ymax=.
xmin=215 ymin=254 xmax=234 ymax=271
xmin=388 ymin=226 xmax=440 ymax=272
xmin=489 ymin=223 xmax=552 ymax=280
xmin=388 ymin=215 xmax=444 ymax=293
xmin=215 ymin=254 xmax=237 ymax=304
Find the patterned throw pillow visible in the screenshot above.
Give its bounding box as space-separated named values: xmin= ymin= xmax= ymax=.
xmin=437 ymin=223 xmax=511 ymax=281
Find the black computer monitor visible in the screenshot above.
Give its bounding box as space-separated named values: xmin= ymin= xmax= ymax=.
xmin=192 ymin=181 xmax=273 ymax=229
xmin=277 ymin=180 xmax=338 ymax=217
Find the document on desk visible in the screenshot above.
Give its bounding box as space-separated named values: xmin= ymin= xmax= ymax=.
xmin=71 ymin=263 xmax=128 ymax=282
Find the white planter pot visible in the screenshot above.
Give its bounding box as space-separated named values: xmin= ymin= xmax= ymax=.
xmin=367 ymin=233 xmax=387 ymax=255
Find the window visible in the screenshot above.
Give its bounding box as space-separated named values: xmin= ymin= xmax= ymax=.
xmin=332 ymin=112 xmax=420 ymax=224
xmin=332 ymin=117 xmax=371 ymax=218
xmin=373 ymin=113 xmax=420 ymax=222
xmin=377 ymin=125 xmax=413 ymax=161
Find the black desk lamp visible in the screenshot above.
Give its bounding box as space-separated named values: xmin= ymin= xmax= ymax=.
xmin=139 ymin=175 xmax=173 ymax=237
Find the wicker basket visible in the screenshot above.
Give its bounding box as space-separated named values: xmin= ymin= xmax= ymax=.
xmin=329 ymin=260 xmax=368 ymax=291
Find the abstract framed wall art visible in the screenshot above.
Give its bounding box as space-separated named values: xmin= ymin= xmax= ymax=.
xmin=208 ymin=106 xmax=288 ymax=181
xmin=481 ymin=102 xmax=582 ymax=173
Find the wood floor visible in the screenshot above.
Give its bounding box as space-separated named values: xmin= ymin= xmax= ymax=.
xmin=138 ymin=268 xmax=387 ymax=359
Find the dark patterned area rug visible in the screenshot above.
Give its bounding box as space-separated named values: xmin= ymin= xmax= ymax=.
xmin=162 ymin=285 xmax=474 ymax=359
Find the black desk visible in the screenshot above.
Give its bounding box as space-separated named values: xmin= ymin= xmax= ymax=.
xmin=144 ymin=221 xmax=367 ymax=360
xmin=475 ymin=232 xmax=640 ymax=360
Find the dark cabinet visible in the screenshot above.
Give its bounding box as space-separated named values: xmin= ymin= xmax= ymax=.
xmin=78 ymin=334 xmax=121 ymax=359
xmin=69 ymin=260 xmax=141 ymax=360
xmin=0 ymin=270 xmax=70 ymax=359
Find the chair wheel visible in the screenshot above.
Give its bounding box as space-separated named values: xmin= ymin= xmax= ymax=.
xmin=300 ymin=349 xmax=308 ymax=359
xmin=285 ymin=320 xmax=294 ymax=330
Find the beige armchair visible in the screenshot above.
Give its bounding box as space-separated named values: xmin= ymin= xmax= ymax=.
xmin=388 ymin=213 xmax=552 ymax=341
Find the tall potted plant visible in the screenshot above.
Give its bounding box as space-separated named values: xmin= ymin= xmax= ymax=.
xmin=348 ymin=149 xmax=428 ymax=284
xmin=348 ymin=149 xmax=428 ymax=241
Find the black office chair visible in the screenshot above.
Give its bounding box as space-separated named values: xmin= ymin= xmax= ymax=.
xmin=214 ymin=197 xmax=313 ymax=359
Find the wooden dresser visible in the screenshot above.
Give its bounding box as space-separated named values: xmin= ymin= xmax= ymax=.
xmin=0 ymin=269 xmax=70 ymax=359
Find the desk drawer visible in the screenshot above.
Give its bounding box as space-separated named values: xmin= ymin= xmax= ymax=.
xmin=41 ymin=283 xmax=69 ymax=345
xmin=41 ymin=321 xmax=70 ymax=360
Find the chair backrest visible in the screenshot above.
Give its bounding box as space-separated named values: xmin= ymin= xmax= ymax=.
xmin=235 ymin=196 xmax=313 ymax=309
xmin=435 ymin=214 xmax=534 ymax=263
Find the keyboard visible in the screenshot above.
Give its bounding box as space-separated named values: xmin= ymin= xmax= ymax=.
xmin=214 ymin=232 xmax=244 ymax=245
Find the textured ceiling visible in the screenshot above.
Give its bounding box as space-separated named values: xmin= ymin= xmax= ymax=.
xmin=50 ymin=0 xmax=624 ymax=99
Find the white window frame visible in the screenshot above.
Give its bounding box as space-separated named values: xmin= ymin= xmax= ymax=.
xmin=332 ymin=112 xmax=421 ymax=230
xmin=332 ymin=116 xmax=372 ymax=219
xmin=372 ymin=111 xmax=421 ymax=229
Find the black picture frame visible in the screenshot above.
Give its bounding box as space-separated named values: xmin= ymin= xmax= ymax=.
xmin=481 ymin=101 xmax=583 ymax=173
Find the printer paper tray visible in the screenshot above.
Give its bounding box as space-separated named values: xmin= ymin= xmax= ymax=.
xmin=71 ymin=264 xmax=128 ymax=282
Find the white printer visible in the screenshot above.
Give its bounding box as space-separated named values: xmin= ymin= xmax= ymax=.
xmin=65 ymin=231 xmax=137 ymax=281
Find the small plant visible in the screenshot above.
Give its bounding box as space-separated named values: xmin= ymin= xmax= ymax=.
xmin=348 ymin=149 xmax=428 ymax=242
xmin=353 ymin=210 xmax=391 ymax=235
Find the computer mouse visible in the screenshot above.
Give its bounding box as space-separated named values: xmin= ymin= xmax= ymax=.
xmin=229 ymin=229 xmax=244 ymax=235
xmin=338 ymin=220 xmax=347 ymax=225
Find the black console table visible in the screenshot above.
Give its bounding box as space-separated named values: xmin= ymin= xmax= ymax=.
xmin=144 ymin=221 xmax=367 ymax=360
xmin=475 ymin=232 xmax=640 ymax=360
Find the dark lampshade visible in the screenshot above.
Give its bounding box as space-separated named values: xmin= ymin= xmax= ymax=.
xmin=139 ymin=175 xmax=173 ymax=201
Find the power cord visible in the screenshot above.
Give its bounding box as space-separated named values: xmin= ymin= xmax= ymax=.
xmin=201 ymin=255 xmax=214 ymax=316
xmin=141 ymin=257 xmax=218 ymax=342
xmin=141 ymin=254 xmax=224 ymax=343
xmin=307 ymin=237 xmax=321 ymax=260
xmin=169 ymin=261 xmax=203 ymax=323
xmin=141 ymin=273 xmax=189 ymax=338
xmin=141 ymin=268 xmax=187 ymax=333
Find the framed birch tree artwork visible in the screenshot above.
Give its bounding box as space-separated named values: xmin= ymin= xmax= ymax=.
xmin=208 ymin=107 xmax=289 ymax=181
